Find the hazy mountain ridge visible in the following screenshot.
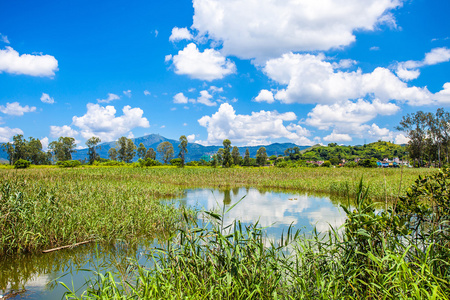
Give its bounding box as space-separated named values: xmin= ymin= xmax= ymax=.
xmin=1 ymin=134 xmax=308 ymax=163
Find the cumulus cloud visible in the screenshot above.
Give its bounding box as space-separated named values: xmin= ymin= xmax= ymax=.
xmin=0 ymin=46 xmax=58 ymax=77
xmin=173 ymin=90 xmax=217 ymax=106
xmin=40 ymin=137 xmax=49 ymax=151
xmin=395 ymin=133 xmax=409 ymax=144
xmin=170 ymin=43 xmax=236 ymax=81
xmin=395 ymin=47 xmax=450 ymax=81
xmin=306 ymin=99 xmax=400 ymax=131
xmin=187 ymin=134 xmax=196 ymax=142
xmin=196 ymin=103 xmax=313 ymax=146
xmin=254 ymin=89 xmax=275 ymax=103
xmin=434 ymin=83 xmax=450 ymax=104
xmin=262 ymin=52 xmax=433 ymax=106
xmin=50 ymin=125 xmax=79 ymax=138
xmin=323 ymin=131 xmax=352 ymax=142
xmin=97 ymin=93 xmax=120 ymax=103
xmin=0 ymin=127 xmax=23 ymax=143
xmin=144 ymin=90 xmax=151 ymax=96
xmin=197 ymin=90 xmax=216 ymax=106
xmin=0 ymin=102 xmax=36 ymax=116
xmin=71 ymin=103 xmax=150 ymax=141
xmin=169 ymin=27 xmax=193 ymax=42
xmin=40 ymin=93 xmax=55 ymax=104
xmin=173 ymin=92 xmax=190 ymax=104
xmin=192 ymin=0 xmax=402 ymax=61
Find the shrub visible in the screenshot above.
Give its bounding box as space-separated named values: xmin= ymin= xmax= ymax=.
xmin=139 ymin=158 xmax=162 ymax=167
xmin=14 ymin=159 xmax=31 ymax=169
xmin=321 ymin=160 xmax=331 ymax=167
xmin=56 ymin=160 xmax=81 ymax=168
xmin=170 ymin=158 xmax=183 ymax=167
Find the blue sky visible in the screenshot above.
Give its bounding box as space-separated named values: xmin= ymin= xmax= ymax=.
xmin=1 ymin=0 xmax=449 ymax=149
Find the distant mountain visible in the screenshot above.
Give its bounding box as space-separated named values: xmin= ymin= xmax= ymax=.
xmin=0 ymin=134 xmax=308 ymax=163
xmin=72 ymin=134 xmax=308 ymax=162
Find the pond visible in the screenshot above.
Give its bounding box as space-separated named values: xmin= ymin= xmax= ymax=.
xmin=1 ymin=188 xmax=346 ymax=299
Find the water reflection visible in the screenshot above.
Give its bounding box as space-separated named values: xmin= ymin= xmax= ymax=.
xmin=1 ymin=188 xmax=346 ymax=299
xmin=0 ymin=241 xmax=155 ymax=300
xmin=178 ymin=187 xmax=346 ymax=238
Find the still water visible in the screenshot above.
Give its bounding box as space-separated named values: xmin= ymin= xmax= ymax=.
xmin=1 ymin=188 xmax=345 ymax=299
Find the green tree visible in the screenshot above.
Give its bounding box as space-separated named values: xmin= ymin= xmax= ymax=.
xmin=145 ymin=148 xmax=156 ymax=160
xmin=2 ymin=142 xmax=14 ymax=165
xmin=178 ymin=135 xmax=188 ymax=167
xmin=108 ymin=147 xmax=118 ymax=161
xmin=231 ymin=146 xmax=241 ymax=166
xmin=157 ymin=141 xmax=174 ymax=164
xmin=49 ymin=137 xmax=77 ymax=162
xmin=137 ymin=143 xmax=147 ymax=160
xmin=86 ymin=136 xmax=101 ymax=164
xmin=117 ymin=136 xmax=137 ymax=163
xmin=216 ymin=148 xmax=224 ymax=165
xmin=397 ymin=111 xmax=428 ymax=167
xmin=243 ymin=148 xmax=251 ymax=166
xmin=222 ymin=139 xmax=232 ymax=167
xmin=256 ymin=147 xmax=268 ymax=166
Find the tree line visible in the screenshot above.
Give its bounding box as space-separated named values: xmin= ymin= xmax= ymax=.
xmin=397 ymin=108 xmax=450 ymax=167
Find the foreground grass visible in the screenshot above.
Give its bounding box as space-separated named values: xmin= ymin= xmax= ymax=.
xmin=0 ymin=166 xmax=433 ymax=255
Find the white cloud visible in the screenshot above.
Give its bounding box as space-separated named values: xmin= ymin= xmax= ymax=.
xmin=323 ymin=131 xmax=352 ymax=142
xmin=395 ymin=66 xmax=420 ymax=81
xmin=97 ymin=93 xmax=120 ymax=103
xmin=435 ymin=83 xmax=450 ymax=104
xmin=187 ymin=134 xmax=196 ymax=142
xmin=0 ymin=46 xmax=58 ymax=77
xmin=370 ymin=46 xmax=380 ymax=51
xmin=306 ymin=99 xmax=400 ymax=131
xmin=0 ymin=33 xmax=9 ymax=44
xmin=254 ymin=89 xmax=275 ymax=103
xmin=395 ymin=133 xmax=409 ymax=145
xmin=395 ymin=47 xmax=450 ymax=81
xmin=424 ymin=47 xmax=450 ymax=65
xmin=196 ymin=103 xmax=313 ymax=146
xmin=169 ymin=27 xmax=193 ymax=42
xmin=192 ymin=0 xmax=402 ymax=61
xmin=209 ymin=86 xmax=223 ymax=93
xmin=40 ymin=93 xmax=55 ymax=104
xmin=170 ymin=43 xmax=236 ymax=81
xmin=165 ymin=54 xmax=172 ymax=62
xmin=40 ymin=137 xmax=49 ymax=151
xmin=263 ymin=52 xmax=433 ymax=106
xmin=71 ymin=103 xmax=150 ymax=142
xmin=173 ymin=92 xmax=190 ymax=104
xmin=144 ymin=90 xmax=151 ymax=96
xmin=50 ymin=125 xmax=79 ymax=138
xmin=0 ymin=127 xmax=23 ymax=143
xmin=367 ymin=123 xmax=394 ymax=141
xmin=123 ymin=90 xmax=132 ymax=98
xmin=0 ymin=102 xmax=36 ymax=116
xmin=197 ymin=90 xmax=216 ymax=106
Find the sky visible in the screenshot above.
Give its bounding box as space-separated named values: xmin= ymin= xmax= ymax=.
xmin=0 ymin=0 xmax=449 ymax=150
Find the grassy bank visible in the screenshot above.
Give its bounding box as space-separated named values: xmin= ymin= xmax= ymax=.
xmin=0 ymin=166 xmax=433 ymax=255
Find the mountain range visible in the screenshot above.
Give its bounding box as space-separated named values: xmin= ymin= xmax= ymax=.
xmin=1 ymin=134 xmax=308 ymax=163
